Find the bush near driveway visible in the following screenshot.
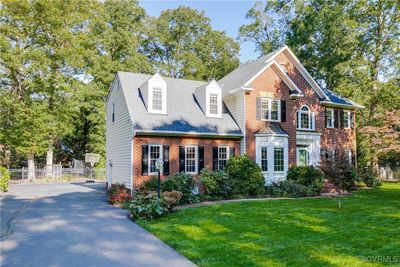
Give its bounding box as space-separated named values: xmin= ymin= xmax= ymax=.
xmin=225 ymin=155 xmax=264 ymax=197
xmin=0 ymin=167 xmax=10 ymax=192
xmin=108 ymin=183 xmax=132 ymax=205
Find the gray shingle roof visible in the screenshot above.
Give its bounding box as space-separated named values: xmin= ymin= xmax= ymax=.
xmin=117 ymin=72 xmax=242 ymax=136
xmin=255 ymin=123 xmax=288 ymax=136
xmin=322 ymin=89 xmax=364 ymax=108
xmin=218 ymin=48 xmax=280 ymax=94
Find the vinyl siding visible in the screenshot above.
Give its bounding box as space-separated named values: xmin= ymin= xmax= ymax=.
xmin=106 ymin=77 xmax=133 ymax=189
xmin=224 ymin=92 xmax=246 ymax=154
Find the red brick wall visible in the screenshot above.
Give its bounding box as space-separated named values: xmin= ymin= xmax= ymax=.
xmin=132 ymin=136 xmax=240 ymax=189
xmin=245 ymin=50 xmax=356 ymax=165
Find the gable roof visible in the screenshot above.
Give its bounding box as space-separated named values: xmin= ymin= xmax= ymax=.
xmin=117 ymin=72 xmax=242 ymax=137
xmin=218 ymin=45 xmax=362 ymax=109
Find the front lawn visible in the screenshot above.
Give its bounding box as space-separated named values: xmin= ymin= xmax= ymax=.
xmin=138 ymin=183 xmax=400 ymax=267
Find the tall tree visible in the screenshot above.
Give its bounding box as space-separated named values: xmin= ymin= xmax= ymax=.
xmin=239 ymin=0 xmax=400 ymax=172
xmin=143 ymin=6 xmax=240 ymax=80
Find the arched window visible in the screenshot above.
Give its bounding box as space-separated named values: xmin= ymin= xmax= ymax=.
xmin=297 ymin=105 xmax=315 ymax=130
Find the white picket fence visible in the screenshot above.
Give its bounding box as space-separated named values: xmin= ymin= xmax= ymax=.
xmin=9 ymin=166 xmax=106 ymax=181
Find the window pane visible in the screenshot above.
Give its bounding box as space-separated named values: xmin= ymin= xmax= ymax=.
xmin=327 ymin=109 xmax=333 ymax=127
xmin=209 ymin=94 xmax=218 ymax=115
xmin=218 ymin=146 xmax=228 ymax=170
xmin=149 ymin=145 xmax=161 ymax=173
xmin=186 ymin=146 xmax=197 ymax=173
xmin=261 ymin=99 xmax=269 ymax=120
xmin=298 ymin=149 xmax=308 ymax=166
xmin=301 ymin=113 xmax=309 ymax=128
xmin=152 ymin=88 xmax=163 ymax=110
xmin=261 ymin=147 xmax=268 ymax=172
xmin=271 ymin=100 xmax=279 ymax=120
xmin=274 ymin=147 xmax=284 ymax=172
xmin=343 ymin=111 xmax=350 ymax=128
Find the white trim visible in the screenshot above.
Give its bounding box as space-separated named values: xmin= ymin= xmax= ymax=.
xmin=343 ymin=110 xmax=351 ymax=129
xmin=134 ymin=129 xmax=243 ymax=137
xmin=260 ymin=98 xmax=281 ymax=122
xmin=326 ymin=108 xmax=334 ymax=128
xmin=254 ymin=133 xmax=289 ymax=137
xmin=296 ymin=147 xmax=310 ymax=166
xmin=320 ymin=101 xmax=362 ymax=109
xmin=217 ymin=145 xmax=230 ymax=170
xmin=148 ymin=144 xmax=163 ymax=175
xmin=243 ymin=46 xmax=329 ymax=100
xmin=297 ymin=105 xmax=315 ymax=131
xmin=184 ymin=145 xmax=198 ymax=174
xmin=205 ymin=80 xmax=223 ymax=118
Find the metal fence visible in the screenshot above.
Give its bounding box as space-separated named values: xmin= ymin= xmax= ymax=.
xmin=8 ymin=166 xmax=106 ymax=181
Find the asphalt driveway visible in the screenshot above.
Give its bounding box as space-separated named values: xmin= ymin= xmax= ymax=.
xmin=0 ymin=182 xmax=196 ymax=267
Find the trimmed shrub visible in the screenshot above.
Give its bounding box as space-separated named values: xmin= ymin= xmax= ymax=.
xmin=358 ymin=169 xmax=382 ymax=188
xmin=162 ymin=190 xmax=183 ymax=210
xmin=0 ymin=167 xmax=10 ymax=192
xmin=226 ymin=155 xmax=265 ymax=196
xmin=140 ymin=176 xmax=158 ymax=192
xmin=265 ymin=180 xmax=319 ymax=198
xmin=199 ymin=169 xmax=231 ymax=199
xmin=287 ymin=166 xmax=324 ymax=194
xmin=108 ymin=183 xmax=132 ymax=205
xmin=127 ymin=192 xmax=170 ymax=220
xmin=161 ymin=173 xmax=198 ymax=204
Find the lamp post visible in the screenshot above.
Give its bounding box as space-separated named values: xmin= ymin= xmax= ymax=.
xmin=155 ymin=158 xmax=164 ymax=199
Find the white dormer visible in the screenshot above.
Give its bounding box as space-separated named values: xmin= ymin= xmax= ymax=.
xmin=195 ymin=79 xmax=222 ymax=118
xmin=141 ymin=73 xmax=167 ymax=114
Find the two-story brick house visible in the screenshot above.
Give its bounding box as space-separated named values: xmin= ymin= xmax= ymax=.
xmin=106 ymin=45 xmax=363 ymax=192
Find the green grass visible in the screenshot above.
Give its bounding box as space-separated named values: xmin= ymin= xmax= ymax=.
xmin=138 ymin=183 xmax=400 ymax=267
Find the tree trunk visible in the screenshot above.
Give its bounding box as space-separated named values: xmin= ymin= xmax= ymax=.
xmin=27 ymin=154 xmax=36 ymax=181
xmin=46 ymin=148 xmax=53 ymax=178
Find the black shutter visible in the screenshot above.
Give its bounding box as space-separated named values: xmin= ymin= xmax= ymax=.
xmin=350 ymin=112 xmax=355 ymax=129
xmin=141 ymin=145 xmax=148 ymax=175
xmin=325 ymin=108 xmax=328 ymax=128
xmin=179 ymin=146 xmax=185 ymax=173
xmin=281 ymin=100 xmax=286 ymax=122
xmin=212 ymin=147 xmax=218 ymax=171
xmin=230 ymin=147 xmax=235 ymax=157
xmin=351 ymin=149 xmax=356 ymax=166
xmin=256 ymin=97 xmax=261 ymax=120
xmin=334 ymin=109 xmax=339 ymax=128
xmin=198 ymin=146 xmax=204 ymax=174
xmin=163 ymin=146 xmax=169 ymax=175
xmin=339 ymin=110 xmax=344 ymax=129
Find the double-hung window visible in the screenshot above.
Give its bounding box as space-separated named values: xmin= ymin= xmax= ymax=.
xmin=218 ymin=146 xmax=229 ymax=170
xmin=260 ymin=98 xmax=280 ymax=121
xmin=185 ymin=145 xmax=197 ymax=174
xmin=261 ymin=147 xmax=268 ymax=172
xmin=326 ymin=108 xmax=334 ymax=128
xmin=149 ymin=145 xmax=162 ymax=173
xmin=344 ymin=149 xmax=352 ymax=164
xmin=274 ymin=147 xmax=284 ymax=172
xmin=152 ymin=88 xmax=163 ymax=111
xmin=343 ymin=111 xmax=351 ymax=128
xmin=209 ymin=94 xmax=219 ymax=115
xmin=297 ymin=105 xmax=314 ymax=130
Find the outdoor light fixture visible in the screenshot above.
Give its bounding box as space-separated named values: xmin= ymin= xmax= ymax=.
xmin=155 ymin=158 xmax=164 ymax=199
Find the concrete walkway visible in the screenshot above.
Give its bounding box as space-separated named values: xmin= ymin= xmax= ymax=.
xmin=0 ymin=182 xmax=196 ymax=267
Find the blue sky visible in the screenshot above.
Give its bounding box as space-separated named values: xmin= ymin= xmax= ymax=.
xmin=139 ymin=0 xmax=260 ymax=63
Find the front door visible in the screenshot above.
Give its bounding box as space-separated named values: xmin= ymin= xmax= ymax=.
xmin=297 ymin=147 xmax=310 ymax=166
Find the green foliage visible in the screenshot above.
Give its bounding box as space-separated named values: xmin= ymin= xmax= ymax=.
xmin=161 ymin=173 xmax=198 ymax=204
xmin=127 ymin=192 xmax=170 ymax=221
xmin=0 ymin=167 xmax=10 ymax=192
xmin=287 ymin=166 xmax=324 ymax=193
xmin=358 ymin=169 xmax=382 ymax=188
xmin=265 ymin=180 xmax=320 ymax=198
xmin=225 ymin=155 xmax=265 ymax=196
xmin=138 ymin=183 xmax=400 ymax=266
xmin=199 ymin=169 xmax=232 ymax=200
xmin=141 ymin=176 xmax=159 ymax=192
xmin=161 ymin=190 xmax=183 ymax=210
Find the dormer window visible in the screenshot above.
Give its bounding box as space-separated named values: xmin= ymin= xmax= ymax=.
xmin=206 ymin=90 xmax=222 ymax=118
xmin=152 ymin=88 xmax=163 ymax=111
xmin=297 ymin=105 xmax=315 ymax=130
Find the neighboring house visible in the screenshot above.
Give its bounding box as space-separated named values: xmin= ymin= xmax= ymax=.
xmin=106 ymin=45 xmax=363 ymax=191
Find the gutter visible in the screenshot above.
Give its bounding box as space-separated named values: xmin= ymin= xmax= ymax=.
xmin=134 ymin=129 xmax=243 ymax=139
xmin=320 ymin=101 xmax=364 ymax=109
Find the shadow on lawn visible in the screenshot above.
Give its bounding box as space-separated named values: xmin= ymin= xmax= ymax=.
xmin=143 ymin=184 xmax=400 ymax=267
